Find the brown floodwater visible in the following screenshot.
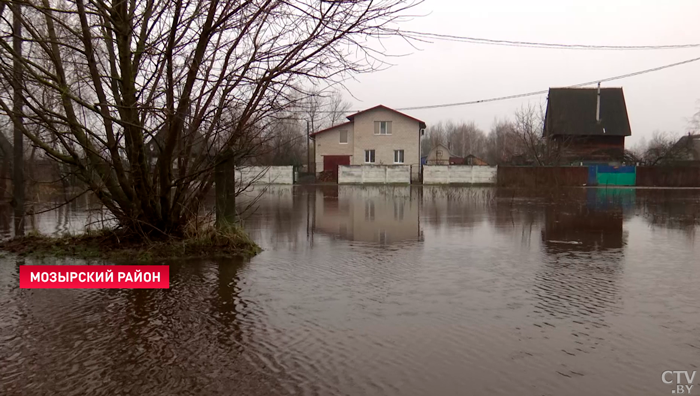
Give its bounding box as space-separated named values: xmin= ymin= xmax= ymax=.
xmin=1 ymin=186 xmax=699 ymax=396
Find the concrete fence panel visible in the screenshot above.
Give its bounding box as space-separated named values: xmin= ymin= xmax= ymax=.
xmin=386 ymin=166 xmax=411 ymax=183
xmin=235 ymin=166 xmax=293 ymax=185
xmin=423 ymin=165 xmax=497 ymax=185
xmin=338 ymin=165 xmax=411 ymax=184
xmin=338 ymin=166 xmax=363 ymax=184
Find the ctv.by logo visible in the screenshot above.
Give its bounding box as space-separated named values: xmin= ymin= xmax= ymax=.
xmin=662 ymin=371 xmax=696 ymax=394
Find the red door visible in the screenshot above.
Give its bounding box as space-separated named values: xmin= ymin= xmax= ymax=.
xmin=323 ymin=155 xmax=351 ymax=181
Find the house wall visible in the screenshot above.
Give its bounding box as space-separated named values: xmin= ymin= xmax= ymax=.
xmin=314 ymin=124 xmax=354 ymax=172
xmin=314 ymin=186 xmax=419 ymax=243
xmin=425 ymin=145 xmax=451 ymax=165
xmin=423 ymin=165 xmax=497 ymax=184
xmin=351 ymin=108 xmax=421 ymax=180
xmin=555 ymin=135 xmax=625 ymax=162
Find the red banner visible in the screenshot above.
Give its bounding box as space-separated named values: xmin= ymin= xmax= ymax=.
xmin=19 ymin=265 xmax=170 ymax=289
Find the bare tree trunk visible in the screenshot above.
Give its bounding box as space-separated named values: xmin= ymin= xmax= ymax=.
xmin=12 ymin=3 xmax=24 ymax=236
xmin=215 ymin=152 xmax=236 ymax=227
xmin=0 ymin=0 xmax=421 ymax=238
xmin=0 ymin=159 xmax=9 ymax=199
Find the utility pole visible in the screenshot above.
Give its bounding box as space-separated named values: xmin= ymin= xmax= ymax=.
xmin=306 ymin=120 xmax=310 ymax=174
xmin=12 ymin=3 xmax=24 ymax=236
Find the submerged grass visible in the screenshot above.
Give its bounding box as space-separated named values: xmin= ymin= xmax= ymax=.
xmin=0 ymin=223 xmax=261 ymax=262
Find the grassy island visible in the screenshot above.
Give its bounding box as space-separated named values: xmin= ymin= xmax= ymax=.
xmin=0 ymin=224 xmax=261 ymax=262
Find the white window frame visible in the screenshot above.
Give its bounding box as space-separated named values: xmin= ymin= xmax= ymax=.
xmin=394 ymin=149 xmax=404 ymax=164
xmin=339 ymin=130 xmax=348 ymax=144
xmin=364 ymin=149 xmax=375 ymax=163
xmin=375 ymin=121 xmax=392 ymax=135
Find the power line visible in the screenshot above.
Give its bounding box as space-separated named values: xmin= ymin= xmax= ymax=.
xmin=393 ymin=55 xmax=700 ymax=111
xmin=289 ymin=55 xmax=700 ymax=115
xmin=403 ymin=30 xmax=700 ymax=51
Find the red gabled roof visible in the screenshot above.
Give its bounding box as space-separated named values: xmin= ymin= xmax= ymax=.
xmin=309 ymin=105 xmax=426 ymax=137
xmin=309 ymin=121 xmax=353 ymax=137
xmin=346 ymin=105 xmax=426 ymax=128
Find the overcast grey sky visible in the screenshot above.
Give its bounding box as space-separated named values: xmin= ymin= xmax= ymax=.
xmin=342 ymin=0 xmax=700 ymax=145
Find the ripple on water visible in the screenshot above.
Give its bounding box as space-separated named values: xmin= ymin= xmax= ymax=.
xmin=1 ymin=187 xmax=700 ymax=396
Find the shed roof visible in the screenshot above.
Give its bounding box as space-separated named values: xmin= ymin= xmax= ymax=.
xmin=544 ymin=88 xmax=631 ymax=137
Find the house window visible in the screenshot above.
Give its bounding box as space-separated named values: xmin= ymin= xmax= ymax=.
xmin=394 ymin=149 xmax=404 ymax=163
xmin=364 ymin=149 xmax=375 ymax=163
xmin=339 ymin=130 xmax=348 ymax=144
xmin=436 ymin=150 xmax=442 ymax=158
xmin=374 ymin=121 xmax=392 ymax=135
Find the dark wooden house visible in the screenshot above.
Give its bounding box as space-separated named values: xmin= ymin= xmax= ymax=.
xmin=544 ymin=87 xmax=631 ymax=163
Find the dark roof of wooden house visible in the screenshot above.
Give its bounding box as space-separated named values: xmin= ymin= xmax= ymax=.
xmin=544 ymin=88 xmax=631 ymax=137
xmin=673 ymin=134 xmax=700 ymax=160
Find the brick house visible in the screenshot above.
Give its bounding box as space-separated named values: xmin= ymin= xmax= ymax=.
xmin=544 ymin=87 xmax=632 ymax=163
xmin=311 ymin=105 xmax=426 ymax=181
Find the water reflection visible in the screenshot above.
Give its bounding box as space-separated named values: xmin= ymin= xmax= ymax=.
xmin=541 ymin=189 xmax=632 ymax=253
xmin=0 ymin=259 xmax=289 ymax=396
xmin=315 ymin=186 xmax=421 ymax=243
xmin=2 ymin=187 xmax=700 ymax=396
xmin=534 ymin=189 xmax=631 ymax=325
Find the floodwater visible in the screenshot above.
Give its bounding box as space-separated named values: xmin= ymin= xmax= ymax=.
xmin=1 ymin=186 xmax=700 ymax=396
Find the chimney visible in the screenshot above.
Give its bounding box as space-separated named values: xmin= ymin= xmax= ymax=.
xmin=596 ymin=82 xmax=601 ymax=124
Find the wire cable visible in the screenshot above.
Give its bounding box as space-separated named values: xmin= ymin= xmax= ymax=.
xmin=403 ymin=30 xmax=700 ymax=51
xmin=289 ymin=55 xmax=700 ymax=114
xmin=394 ymin=55 xmax=700 ymax=111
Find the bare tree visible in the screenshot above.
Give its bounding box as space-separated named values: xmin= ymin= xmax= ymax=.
xmin=9 ymin=2 xmax=24 ymax=234
xmin=327 ymin=91 xmax=352 ymax=127
xmin=690 ymin=104 xmax=700 ymax=133
xmin=423 ymin=121 xmax=447 ymax=153
xmin=641 ymin=131 xmax=691 ymax=165
xmin=486 ymin=119 xmax=519 ymax=165
xmin=624 ymin=136 xmax=647 ymax=164
xmin=252 ymin=116 xmax=305 ymax=166
xmin=303 ymin=89 xmax=324 ymax=136
xmin=446 ymin=121 xmax=487 ymax=158
xmin=0 ymin=0 xmax=422 ymax=237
